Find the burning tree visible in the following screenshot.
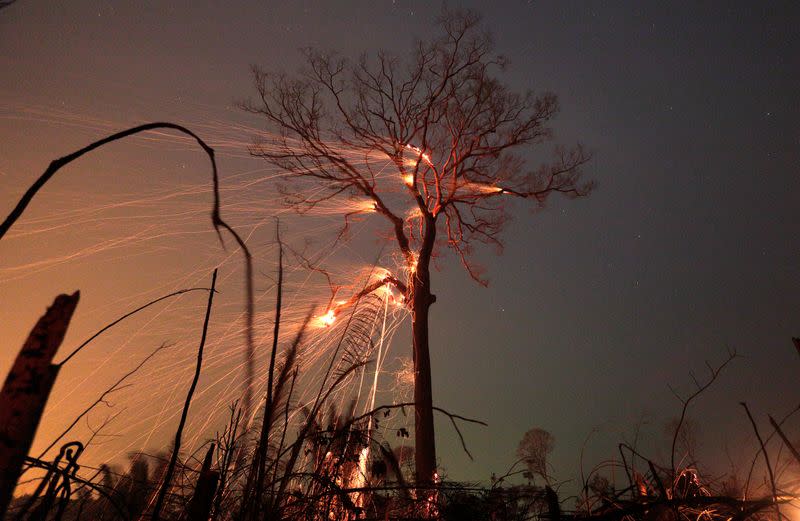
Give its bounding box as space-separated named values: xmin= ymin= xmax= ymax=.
xmin=241 ymin=9 xmax=590 ymax=485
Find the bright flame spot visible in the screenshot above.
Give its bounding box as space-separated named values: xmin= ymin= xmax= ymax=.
xmin=318 ymin=309 xmax=336 ymax=327
xmin=402 ymin=173 xmax=415 ymax=187
xmin=372 ymin=268 xmax=392 ymax=282
xmin=353 ymin=446 xmax=370 ymax=508
xmin=358 ymin=200 xmax=378 ymax=213
xmin=424 ymin=472 xmax=441 ymax=517
xmin=463 ymin=182 xmax=504 ymax=194
xmin=404 ymin=143 xmax=433 ymax=167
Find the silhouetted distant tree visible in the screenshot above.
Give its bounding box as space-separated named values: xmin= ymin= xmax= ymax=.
xmin=516 ymin=427 xmax=555 ymax=485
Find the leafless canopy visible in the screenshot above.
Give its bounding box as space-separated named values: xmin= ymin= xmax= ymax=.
xmin=516 ymin=427 xmax=555 ymax=483
xmin=241 ymin=9 xmax=591 ymax=285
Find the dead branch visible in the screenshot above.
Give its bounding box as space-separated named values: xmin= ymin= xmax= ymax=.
xmin=740 ymin=402 xmax=779 ymax=519
xmin=669 ymin=349 xmax=736 ymax=482
xmin=346 ymin=402 xmax=487 ymax=461
xmin=744 ymin=402 xmax=800 ymax=497
xmin=768 ymin=414 xmax=800 ymax=467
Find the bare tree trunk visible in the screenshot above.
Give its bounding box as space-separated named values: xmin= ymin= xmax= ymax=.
xmin=411 ymin=290 xmax=436 ymax=486
xmin=0 ymin=292 xmax=80 ymax=518
xmin=412 ymin=252 xmax=437 ymax=486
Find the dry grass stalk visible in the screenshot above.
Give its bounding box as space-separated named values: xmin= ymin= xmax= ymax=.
xmin=151 ymin=268 xmax=218 ymax=520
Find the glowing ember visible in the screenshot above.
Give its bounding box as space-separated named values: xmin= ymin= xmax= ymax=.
xmin=353 ymin=446 xmax=370 ymax=508
xmin=402 ymin=173 xmax=415 ymax=187
xmin=423 ymin=472 xmax=442 ymax=517
xmin=404 ymin=143 xmax=433 ymax=167
xmin=318 ymin=309 xmax=336 ymax=327
xmin=372 ymin=268 xmax=392 ymax=282
xmin=358 ymin=199 xmax=378 ymax=212
xmin=408 ymin=252 xmax=419 ymax=273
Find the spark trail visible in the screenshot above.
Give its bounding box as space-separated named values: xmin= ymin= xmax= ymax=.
xmin=0 ymin=98 xmax=421 ymax=488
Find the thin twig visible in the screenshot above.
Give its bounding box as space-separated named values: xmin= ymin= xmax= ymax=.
xmin=670 ymin=349 xmax=736 ymax=481
xmin=345 ymin=402 xmax=487 ymax=460
xmin=39 ymin=342 xmax=171 ymax=458
xmin=744 ymin=402 xmax=800 ymax=498
xmin=58 ymin=287 xmax=210 ymax=366
xmin=768 ymin=414 xmax=800 ymax=467
xmin=740 ymin=402 xmax=779 ymax=519
xmin=151 ymin=268 xmax=217 ymax=520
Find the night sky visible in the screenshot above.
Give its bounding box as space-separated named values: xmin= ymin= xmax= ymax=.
xmin=1 ymin=1 xmax=799 ymax=487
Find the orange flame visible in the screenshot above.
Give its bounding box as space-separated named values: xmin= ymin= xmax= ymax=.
xmin=359 ymin=200 xmax=378 ymax=212
xmin=318 ymin=309 xmax=336 ymax=327
xmin=403 ymin=143 xmax=433 ymax=167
